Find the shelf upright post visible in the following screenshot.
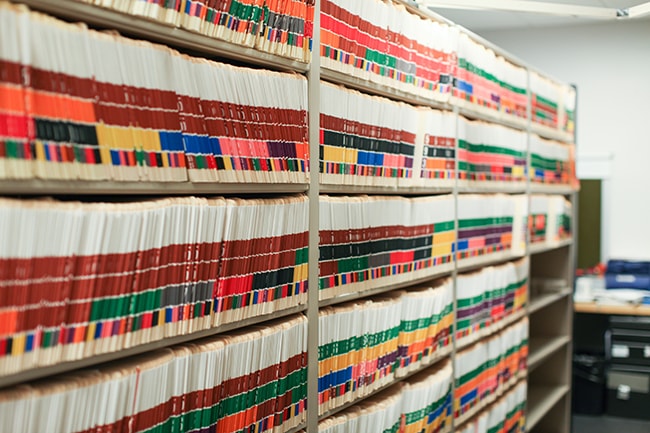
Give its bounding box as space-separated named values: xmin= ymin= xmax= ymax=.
xmin=525 ymin=64 xmax=533 ymax=307
xmin=524 ymin=63 xmax=534 ymax=431
xmin=450 ymin=103 xmax=461 ymax=432
xmin=306 ymin=1 xmax=322 ymax=431
xmin=564 ymin=83 xmax=579 ymax=433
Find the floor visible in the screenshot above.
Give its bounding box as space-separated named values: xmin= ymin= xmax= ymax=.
xmin=573 ymin=415 xmax=650 ymax=433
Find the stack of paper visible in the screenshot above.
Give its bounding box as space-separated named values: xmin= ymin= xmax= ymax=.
xmin=318 ymin=359 xmax=453 ymax=433
xmin=547 ymin=195 xmax=573 ymax=244
xmin=416 ymin=109 xmax=456 ymax=188
xmin=318 ymin=280 xmax=454 ymax=415
xmin=395 ymin=278 xmax=453 ymax=376
xmin=320 ymin=0 xmax=457 ymax=101
xmin=0 ymin=313 xmax=308 ymax=433
xmin=320 ymin=84 xmax=458 ymax=189
xmin=457 ymin=117 xmax=527 ymax=185
xmin=454 ymin=33 xmax=528 ymax=119
xmin=529 ymin=135 xmax=575 ymax=186
xmin=76 ymin=0 xmax=314 ymax=62
xmin=0 ymin=2 xmax=309 ymax=183
xmin=530 ymin=70 xmax=561 ymax=129
xmin=453 ymin=318 xmax=528 ymax=420
xmin=561 ymin=85 xmax=576 ymax=136
xmin=529 ymin=195 xmax=572 ymax=247
xmin=0 ymin=194 xmax=309 ymax=376
xmin=319 ymin=195 xmax=455 ymax=300
xmin=456 ymin=194 xmax=528 ymax=262
xmin=400 ymin=360 xmax=453 ymax=433
xmin=318 ymin=384 xmax=403 ymax=433
xmin=318 ymin=295 xmax=402 ymax=414
xmin=319 ymin=82 xmax=419 ymax=188
xmin=529 ymin=195 xmax=549 ymax=245
xmin=455 ymin=258 xmax=529 ymax=344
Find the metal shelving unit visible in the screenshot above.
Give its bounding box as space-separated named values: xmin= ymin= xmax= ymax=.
xmin=1 ymin=1 xmax=578 ymax=432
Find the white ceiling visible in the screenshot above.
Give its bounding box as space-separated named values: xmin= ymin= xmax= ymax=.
xmin=426 ymin=0 xmax=647 ymax=31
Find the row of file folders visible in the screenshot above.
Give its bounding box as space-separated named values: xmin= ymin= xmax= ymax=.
xmin=28 ymin=0 xmax=575 ymax=134
xmin=313 ymin=377 xmax=526 ymax=433
xmin=0 ymin=194 xmax=566 ymax=375
xmin=301 ymin=317 xmax=527 ymax=433
xmin=0 ymin=312 xmax=526 ymax=433
xmin=0 ymin=2 xmax=577 ymax=187
xmin=0 ymin=314 xmax=309 ymax=433
xmin=317 ymin=272 xmax=528 ymax=416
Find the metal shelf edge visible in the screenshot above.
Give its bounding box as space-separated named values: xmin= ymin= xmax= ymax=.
xmin=0 ymin=179 xmax=310 ymax=195
xmin=457 ymin=183 xmax=527 ymax=194
xmin=529 ymin=289 xmax=572 ymax=314
xmin=319 ymin=265 xmax=455 ymax=307
xmin=319 ymin=184 xmax=454 ymax=196
xmin=526 ymin=385 xmax=570 ymax=431
xmin=528 ymin=336 xmax=571 ymax=372
xmin=457 ymin=251 xmax=526 ymax=273
xmin=529 ymin=184 xmax=578 ymax=195
xmin=531 ymin=124 xmax=575 ymax=144
xmin=528 ymin=238 xmax=574 ymax=255
xmin=321 ymin=68 xmax=452 ymax=110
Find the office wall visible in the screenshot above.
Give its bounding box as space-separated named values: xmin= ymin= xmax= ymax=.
xmin=482 ymin=20 xmax=650 ymax=261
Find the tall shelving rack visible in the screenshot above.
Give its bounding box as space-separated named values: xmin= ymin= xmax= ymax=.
xmin=0 ymin=1 xmax=577 ymax=432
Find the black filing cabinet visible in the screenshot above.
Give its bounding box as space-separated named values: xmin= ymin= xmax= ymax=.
xmin=606 ymin=316 xmax=650 ymax=419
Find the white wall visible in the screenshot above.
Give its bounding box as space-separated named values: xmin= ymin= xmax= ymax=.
xmin=482 ymin=20 xmax=650 ymax=261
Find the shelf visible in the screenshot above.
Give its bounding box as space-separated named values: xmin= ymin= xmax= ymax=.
xmin=286 ymin=423 xmax=307 ymax=433
xmin=454 ymin=98 xmax=529 ymax=131
xmin=320 ymin=184 xmax=453 ymax=196
xmin=319 ymin=264 xmax=455 ymax=307
xmin=528 ymin=238 xmax=573 ymax=255
xmin=574 ymin=302 xmax=650 ymax=316
xmin=457 ymin=182 xmax=527 ymax=194
xmin=0 ymin=179 xmax=309 ymax=196
xmin=528 ymin=336 xmax=570 ymax=372
xmin=529 ymin=289 xmax=572 ymax=314
xmin=0 ymin=304 xmax=307 ymax=389
xmin=321 ymin=68 xmax=451 ymax=110
xmin=456 ymin=309 xmax=527 ymax=351
xmin=455 ymin=371 xmax=527 ymax=428
xmin=15 ymin=0 xmax=310 ymax=73
xmin=526 ymin=385 xmax=570 ymax=431
xmin=457 ymin=250 xmax=525 ymax=273
xmin=531 ymin=124 xmax=574 ymax=143
xmin=318 ymin=345 xmax=453 ymax=420
xmin=529 ymin=183 xmax=577 ymax=195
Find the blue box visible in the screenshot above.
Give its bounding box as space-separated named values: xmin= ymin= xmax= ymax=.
xmin=605 ymin=260 xmax=650 ymax=290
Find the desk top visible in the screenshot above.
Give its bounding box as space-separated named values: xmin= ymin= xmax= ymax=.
xmin=574 ymin=302 xmax=650 ymax=316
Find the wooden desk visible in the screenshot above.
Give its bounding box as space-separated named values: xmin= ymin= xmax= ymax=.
xmin=574 ymin=302 xmax=650 ymax=316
